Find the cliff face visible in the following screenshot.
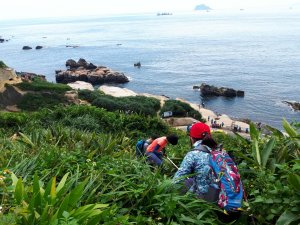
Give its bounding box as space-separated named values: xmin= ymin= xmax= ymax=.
xmin=0 ymin=68 xmax=17 ymax=81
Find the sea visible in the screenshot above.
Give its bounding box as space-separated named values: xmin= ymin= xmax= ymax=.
xmin=0 ymin=11 xmax=299 ymax=129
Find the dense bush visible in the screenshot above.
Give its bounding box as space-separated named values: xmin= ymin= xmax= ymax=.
xmin=0 ymin=105 xmax=170 ymax=138
xmin=79 ymin=90 xmax=161 ymax=116
xmin=15 ymin=78 xmax=71 ymax=93
xmin=160 ymin=99 xmax=203 ymax=121
xmin=17 ymin=92 xmax=68 ymax=111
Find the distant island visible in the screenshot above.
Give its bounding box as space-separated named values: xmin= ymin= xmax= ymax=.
xmin=194 ymin=4 xmax=212 ymax=11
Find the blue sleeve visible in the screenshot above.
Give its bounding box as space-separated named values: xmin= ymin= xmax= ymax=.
xmin=173 ymin=152 xmax=195 ymax=183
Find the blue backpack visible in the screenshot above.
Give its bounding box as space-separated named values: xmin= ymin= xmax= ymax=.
xmin=136 ymin=140 xmax=146 ymax=157
xmin=196 ymin=146 xmax=244 ymax=212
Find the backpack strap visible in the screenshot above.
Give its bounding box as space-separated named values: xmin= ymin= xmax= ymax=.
xmin=193 ymin=145 xmax=219 ymax=181
xmin=192 ymin=145 xmax=210 ymax=154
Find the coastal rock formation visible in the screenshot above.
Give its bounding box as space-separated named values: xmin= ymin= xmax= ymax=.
xmin=99 ymin=85 xmax=137 ymax=97
xmin=56 ymin=58 xmax=129 ymax=85
xmin=134 ymin=62 xmax=141 ymax=67
xmin=200 ymin=83 xmax=244 ymax=97
xmin=67 ymin=81 xmax=94 ymax=91
xmin=22 ymin=46 xmax=32 ymax=50
xmin=0 ymin=67 xmax=17 ymax=81
xmin=16 ymin=72 xmax=46 ymax=82
xmin=283 ymin=101 xmax=300 ymax=111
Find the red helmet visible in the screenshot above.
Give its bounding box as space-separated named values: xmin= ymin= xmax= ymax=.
xmin=188 ymin=122 xmax=211 ymax=139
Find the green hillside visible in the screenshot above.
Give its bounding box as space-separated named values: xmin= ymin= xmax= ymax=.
xmin=0 ymin=80 xmax=299 ymax=224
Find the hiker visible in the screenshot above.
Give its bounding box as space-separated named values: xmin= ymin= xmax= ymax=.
xmin=173 ymin=122 xmax=243 ymax=222
xmin=173 ymin=122 xmax=216 ymax=198
xmin=145 ymin=134 xmax=178 ymax=166
xmin=136 ymin=135 xmax=159 ymax=157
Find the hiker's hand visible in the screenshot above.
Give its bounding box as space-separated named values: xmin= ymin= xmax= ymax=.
xmin=163 ymin=152 xmax=167 ymax=157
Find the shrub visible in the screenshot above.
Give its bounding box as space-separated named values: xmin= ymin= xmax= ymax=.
xmin=17 ymin=92 xmax=67 ymax=111
xmin=161 ymin=99 xmax=202 ymax=121
xmin=0 ymin=111 xmax=29 ymax=129
xmin=15 ymin=78 xmax=71 ymax=93
xmin=79 ymin=90 xmax=161 ymax=116
xmin=78 ymin=89 xmax=103 ymax=102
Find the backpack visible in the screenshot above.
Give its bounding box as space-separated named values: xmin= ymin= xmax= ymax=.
xmin=195 ymin=145 xmax=244 ymax=212
xmin=136 ymin=139 xmax=146 ymax=157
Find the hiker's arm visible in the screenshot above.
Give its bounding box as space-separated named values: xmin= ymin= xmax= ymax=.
xmin=152 ymin=144 xmax=161 ymax=154
xmin=173 ymin=152 xmax=194 ymax=183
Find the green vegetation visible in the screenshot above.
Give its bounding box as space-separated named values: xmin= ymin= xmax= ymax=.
xmin=79 ymin=89 xmax=161 ymax=116
xmin=12 ymin=78 xmax=72 ymax=111
xmin=160 ymin=99 xmax=203 ymax=121
xmin=15 ymin=78 xmax=72 ymax=93
xmin=0 ymin=60 xmax=8 ymax=69
xmin=0 ymin=80 xmax=299 ymax=224
xmin=17 ymin=92 xmax=68 ymax=111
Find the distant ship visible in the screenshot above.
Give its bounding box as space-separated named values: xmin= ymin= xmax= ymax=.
xmin=157 ymin=12 xmax=173 ymax=16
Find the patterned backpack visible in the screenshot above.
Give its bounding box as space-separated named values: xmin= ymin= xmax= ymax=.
xmin=196 ymin=145 xmax=244 ymax=212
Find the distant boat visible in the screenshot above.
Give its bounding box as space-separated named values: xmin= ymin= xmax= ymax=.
xmin=157 ymin=12 xmax=173 ymax=16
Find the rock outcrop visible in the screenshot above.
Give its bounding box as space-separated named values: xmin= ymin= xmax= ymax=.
xmin=164 ymin=117 xmax=198 ymax=127
xmin=200 ymin=83 xmax=244 ymax=97
xmin=134 ymin=62 xmax=141 ymax=67
xmin=0 ymin=85 xmax=25 ymax=109
xmin=35 ymin=46 xmax=43 ymax=50
xmin=283 ymin=101 xmax=300 ymax=111
xmin=56 ymin=58 xmax=129 ymax=85
xmin=16 ymin=72 xmax=46 ymax=82
xmin=22 ymin=46 xmax=32 ymax=50
xmin=67 ymin=81 xmax=94 ymax=91
xmin=0 ymin=68 xmax=17 ymax=81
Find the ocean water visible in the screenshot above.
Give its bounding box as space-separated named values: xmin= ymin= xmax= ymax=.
xmin=0 ymin=12 xmax=299 ymax=129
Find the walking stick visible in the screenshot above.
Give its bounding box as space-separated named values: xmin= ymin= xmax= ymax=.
xmin=166 ymin=156 xmax=179 ymax=169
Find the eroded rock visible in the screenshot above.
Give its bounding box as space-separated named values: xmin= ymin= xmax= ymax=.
xmin=56 ymin=58 xmax=129 ymax=85
xmin=200 ymin=83 xmax=244 ymax=97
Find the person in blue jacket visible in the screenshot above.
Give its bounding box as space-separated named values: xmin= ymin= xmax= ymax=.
xmin=173 ymin=122 xmax=216 ymax=199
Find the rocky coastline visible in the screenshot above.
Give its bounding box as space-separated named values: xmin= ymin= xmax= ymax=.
xmin=55 ymin=58 xmax=129 ymax=85
xmin=283 ymin=101 xmax=300 ymax=111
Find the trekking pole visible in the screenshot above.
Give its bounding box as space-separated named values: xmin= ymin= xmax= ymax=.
xmin=166 ymin=156 xmax=179 ymax=169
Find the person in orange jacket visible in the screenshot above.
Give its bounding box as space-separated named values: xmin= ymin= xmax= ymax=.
xmin=145 ymin=134 xmax=178 ymax=166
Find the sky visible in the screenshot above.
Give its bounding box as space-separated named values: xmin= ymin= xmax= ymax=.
xmin=0 ymin=0 xmax=299 ymax=20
